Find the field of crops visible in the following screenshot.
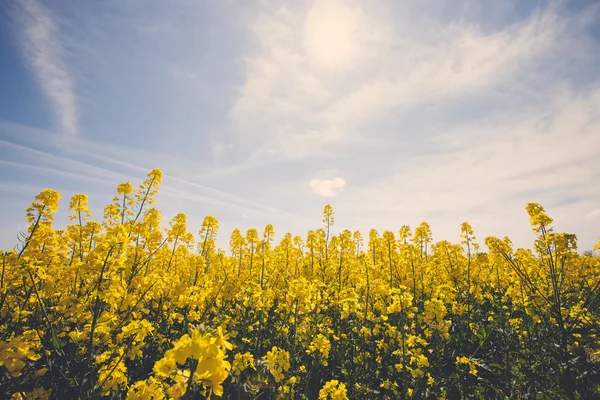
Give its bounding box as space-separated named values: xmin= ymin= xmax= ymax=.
xmin=1 ymin=168 xmax=599 ymax=399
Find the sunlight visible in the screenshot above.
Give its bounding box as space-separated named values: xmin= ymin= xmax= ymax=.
xmin=304 ymin=0 xmax=358 ymax=69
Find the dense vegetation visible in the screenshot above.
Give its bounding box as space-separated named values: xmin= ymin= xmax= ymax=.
xmin=1 ymin=169 xmax=599 ymax=399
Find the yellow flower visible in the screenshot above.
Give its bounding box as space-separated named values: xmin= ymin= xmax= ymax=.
xmin=456 ymin=356 xmax=470 ymax=364
xmin=456 ymin=356 xmax=479 ymax=376
xmin=151 ymin=327 xmax=231 ymax=397
xmin=319 ymin=380 xmax=348 ymax=400
xmin=126 ymin=378 xmax=165 ymax=400
xmin=117 ymin=182 xmax=134 ymax=195
xmin=97 ymin=349 xmax=128 ymax=396
xmin=307 ymin=334 xmax=331 ymax=366
xmin=232 ymin=352 xmax=255 ymax=375
xmin=265 ymin=346 xmax=290 ymax=383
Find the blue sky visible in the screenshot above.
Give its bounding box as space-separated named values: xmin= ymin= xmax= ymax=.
xmin=1 ymin=0 xmax=599 ymax=251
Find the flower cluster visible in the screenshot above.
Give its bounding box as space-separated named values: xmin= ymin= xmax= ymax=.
xmin=152 ymin=327 xmax=232 ymax=397
xmin=319 ymin=379 xmax=348 ymax=400
xmin=264 ymin=346 xmax=290 ymax=383
xmin=307 ymin=334 xmax=331 ymax=366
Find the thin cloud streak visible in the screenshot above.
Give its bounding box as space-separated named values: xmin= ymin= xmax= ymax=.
xmin=0 ymin=133 xmax=312 ymax=223
xmin=17 ymin=0 xmax=78 ymax=136
xmin=0 ymin=139 xmax=131 ymax=183
xmin=0 ymin=159 xmax=113 ymax=186
xmin=0 ymin=121 xmax=303 ymax=218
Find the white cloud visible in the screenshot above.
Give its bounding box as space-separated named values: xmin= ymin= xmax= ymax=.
xmin=17 ymin=0 xmax=78 ymax=136
xmin=309 ymin=178 xmax=346 ymax=197
xmin=224 ymin=1 xmax=573 ymax=167
xmin=325 ymin=9 xmax=563 ymax=127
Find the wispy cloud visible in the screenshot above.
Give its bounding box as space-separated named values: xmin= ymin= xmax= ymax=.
xmin=16 ymin=0 xmax=78 ymax=136
xmin=309 ymin=177 xmax=346 ymax=197
xmin=224 ymin=1 xmax=574 ymax=166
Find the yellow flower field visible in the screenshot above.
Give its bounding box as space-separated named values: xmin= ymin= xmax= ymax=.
xmin=1 ymin=169 xmax=599 ymax=399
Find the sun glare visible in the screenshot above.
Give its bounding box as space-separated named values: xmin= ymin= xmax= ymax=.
xmin=304 ymin=0 xmax=358 ymax=69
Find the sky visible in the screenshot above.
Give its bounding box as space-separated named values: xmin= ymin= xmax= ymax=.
xmin=1 ymin=0 xmax=599 ymax=252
